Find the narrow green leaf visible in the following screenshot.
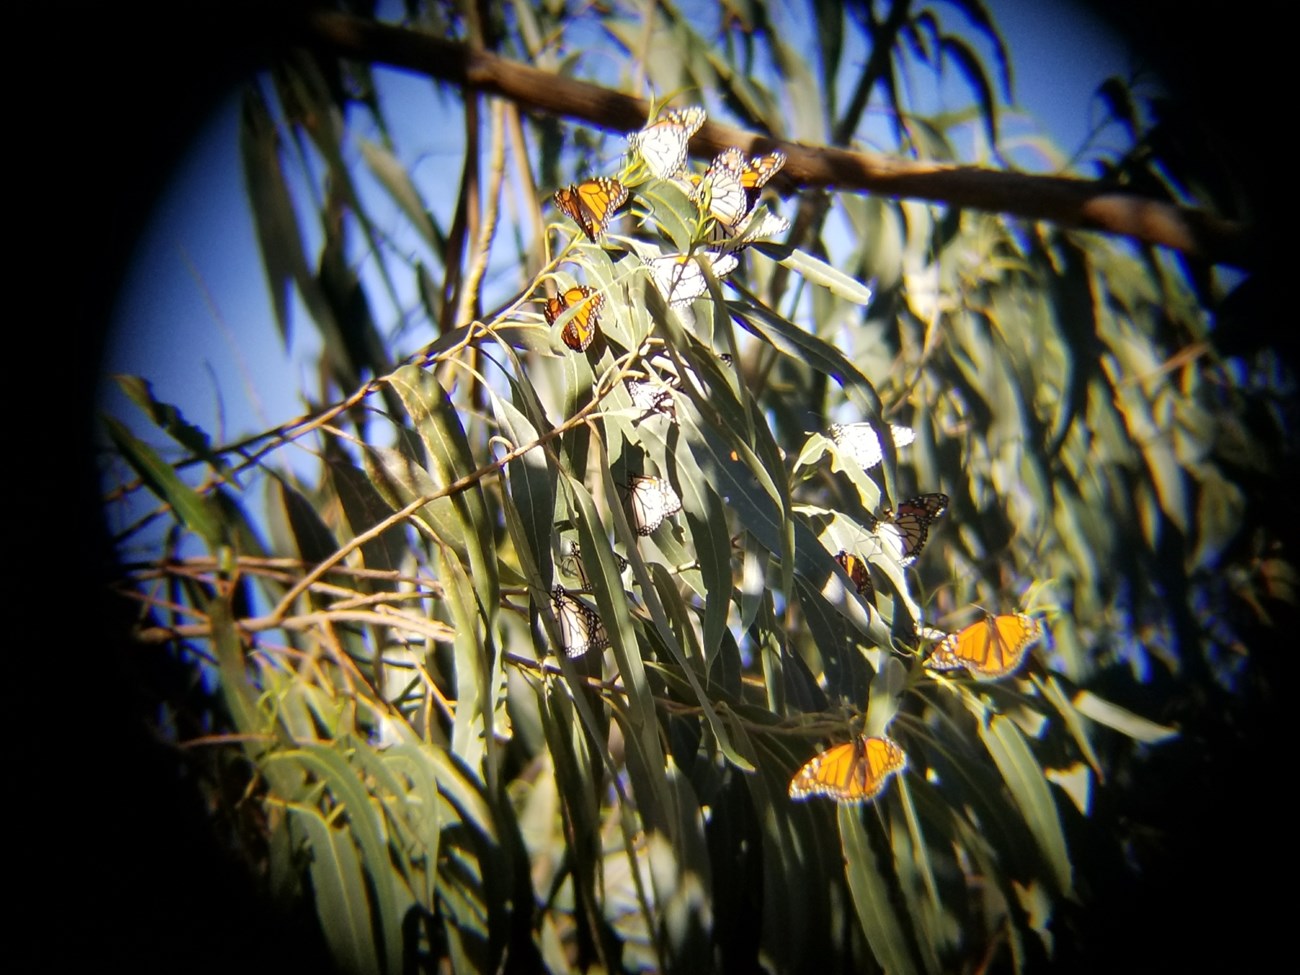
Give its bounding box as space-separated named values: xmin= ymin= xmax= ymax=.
xmin=979 ymin=715 xmax=1073 ymax=897
xmin=274 ymin=478 xmax=340 ymax=566
xmin=769 ymin=248 xmax=875 ymax=304
xmin=286 ymin=802 xmax=381 ymax=975
xmin=839 ymin=806 xmax=922 ymax=975
xmin=102 ymin=415 xmax=221 ymax=547
xmin=486 ymin=385 xmax=555 ymax=588
xmin=360 ymin=139 xmax=437 ymax=249
xmin=329 ymin=458 xmax=408 ymax=574
xmin=1072 ymin=690 xmax=1180 ymax=743
xmin=388 ymin=365 xmax=499 ymax=611
xmin=274 ymin=744 xmax=405 ymax=975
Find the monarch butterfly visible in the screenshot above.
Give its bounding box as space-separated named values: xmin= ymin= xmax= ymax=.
xmin=789 ymin=734 xmax=907 ymax=803
xmin=709 ymin=207 xmax=790 ymax=252
xmin=560 ymin=542 xmax=629 ymax=588
xmin=927 ymin=612 xmax=1042 ymax=680
xmin=626 ymin=378 xmax=676 ymax=419
xmin=871 ymin=492 xmax=949 ymax=566
xmin=543 ymin=285 xmax=603 ymax=352
xmin=627 ymin=106 xmax=707 ymax=180
xmin=828 ymin=421 xmax=916 ymax=470
xmin=551 ymin=585 xmax=611 ymax=658
xmin=834 ymin=550 xmax=875 ymax=604
xmin=691 ymin=148 xmax=752 ymax=230
xmin=646 ymin=251 xmax=739 ymax=306
xmin=627 ymin=473 xmax=683 ymax=535
xmin=738 ymin=150 xmax=786 ymax=194
xmin=554 ymin=177 xmax=628 ymax=241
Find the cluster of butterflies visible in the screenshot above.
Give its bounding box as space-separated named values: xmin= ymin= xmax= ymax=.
xmin=790 ymin=435 xmax=1045 ymax=803
xmin=550 ymin=473 xmax=682 ymax=659
xmin=545 ymin=106 xmax=784 ymax=655
xmin=545 ymin=105 xmax=790 ymax=351
xmin=541 ymin=107 xmax=1047 ymax=805
xmin=788 ymin=610 xmax=1046 ymax=804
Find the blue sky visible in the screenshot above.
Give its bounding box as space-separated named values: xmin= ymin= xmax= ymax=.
xmin=99 ymin=1 xmax=1130 ymax=465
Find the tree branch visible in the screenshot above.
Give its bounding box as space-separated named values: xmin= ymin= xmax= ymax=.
xmin=295 ymin=10 xmax=1256 ymax=269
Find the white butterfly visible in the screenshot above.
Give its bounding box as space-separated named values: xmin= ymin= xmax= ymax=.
xmin=829 ymin=422 xmax=916 ymax=470
xmin=691 ymin=148 xmax=751 ymax=229
xmin=627 ymin=107 xmax=707 ymax=180
xmin=560 ymin=542 xmax=629 ymax=588
xmin=627 ymin=474 xmax=683 ymax=535
xmin=551 ymin=585 xmax=611 ymax=658
xmin=646 ymin=251 xmax=739 ymax=306
xmin=626 ymin=378 xmax=676 ymax=419
xmin=709 ymin=207 xmax=790 ymax=252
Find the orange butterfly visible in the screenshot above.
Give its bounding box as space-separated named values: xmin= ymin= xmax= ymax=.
xmin=553 ymin=177 xmax=628 ymax=241
xmin=789 ymin=734 xmax=907 ymax=803
xmin=544 ymin=285 xmax=603 ymax=352
xmin=927 ymin=613 xmax=1042 ymax=680
xmin=834 ymin=550 xmax=875 ymax=604
xmin=738 ymin=149 xmax=786 ymax=202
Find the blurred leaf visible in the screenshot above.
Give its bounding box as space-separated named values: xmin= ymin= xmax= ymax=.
xmin=1072 ymin=691 xmax=1180 ymax=743
xmin=979 ymin=714 xmax=1073 ymax=897
xmin=360 ymin=138 xmax=438 ymax=250
xmin=286 ymin=801 xmax=382 ymax=975
xmin=102 ymin=416 xmax=221 ymax=548
xmin=840 ymin=806 xmax=922 ymax=975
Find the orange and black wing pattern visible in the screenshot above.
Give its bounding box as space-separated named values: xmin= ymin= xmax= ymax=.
xmin=544 ymin=285 xmax=603 ymax=352
xmin=553 ymin=177 xmax=628 ymax=241
xmin=927 ymin=613 xmax=1042 ymax=680
xmin=875 ymin=492 xmax=949 ymax=565
xmin=739 ymin=149 xmax=786 ymax=207
xmin=789 ymin=735 xmax=907 ymax=803
xmin=834 ymin=550 xmax=875 ymax=604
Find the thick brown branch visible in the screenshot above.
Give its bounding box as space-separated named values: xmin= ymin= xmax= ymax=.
xmin=297 ymin=10 xmax=1255 ymax=269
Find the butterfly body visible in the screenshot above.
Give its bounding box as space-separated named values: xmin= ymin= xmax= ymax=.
xmin=789 ymin=734 xmax=907 ymax=803
xmin=543 ymin=285 xmax=603 ymax=352
xmin=554 ymin=177 xmax=628 ymax=241
xmin=927 ymin=612 xmax=1042 ymax=679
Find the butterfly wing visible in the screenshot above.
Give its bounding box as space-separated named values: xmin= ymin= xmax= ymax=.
xmin=544 ymin=285 xmax=603 ymax=352
xmin=829 ymin=421 xmax=916 ymax=471
xmin=628 ymin=474 xmax=683 ymax=535
xmin=693 ymin=148 xmax=751 ymax=230
xmin=647 ymin=251 xmax=738 ymax=306
xmin=834 ymin=550 xmax=875 ymax=603
xmin=928 ymin=613 xmax=1041 ymax=679
xmin=626 ymin=379 xmax=676 ymax=419
xmin=877 ymin=492 xmax=948 ymax=565
xmin=789 ymin=735 xmax=906 ymax=803
xmin=551 ymin=585 xmax=611 ymax=658
xmin=561 ymin=544 xmax=629 ymax=588
xmin=709 ymin=207 xmax=790 ymax=252
xmin=740 ymin=150 xmax=786 ymax=191
xmin=628 ymin=107 xmax=706 ymax=179
xmin=554 ymin=178 xmax=627 ymax=241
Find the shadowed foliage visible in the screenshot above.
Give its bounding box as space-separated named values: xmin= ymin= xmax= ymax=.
xmin=95 ymin=2 xmax=1288 ymax=972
